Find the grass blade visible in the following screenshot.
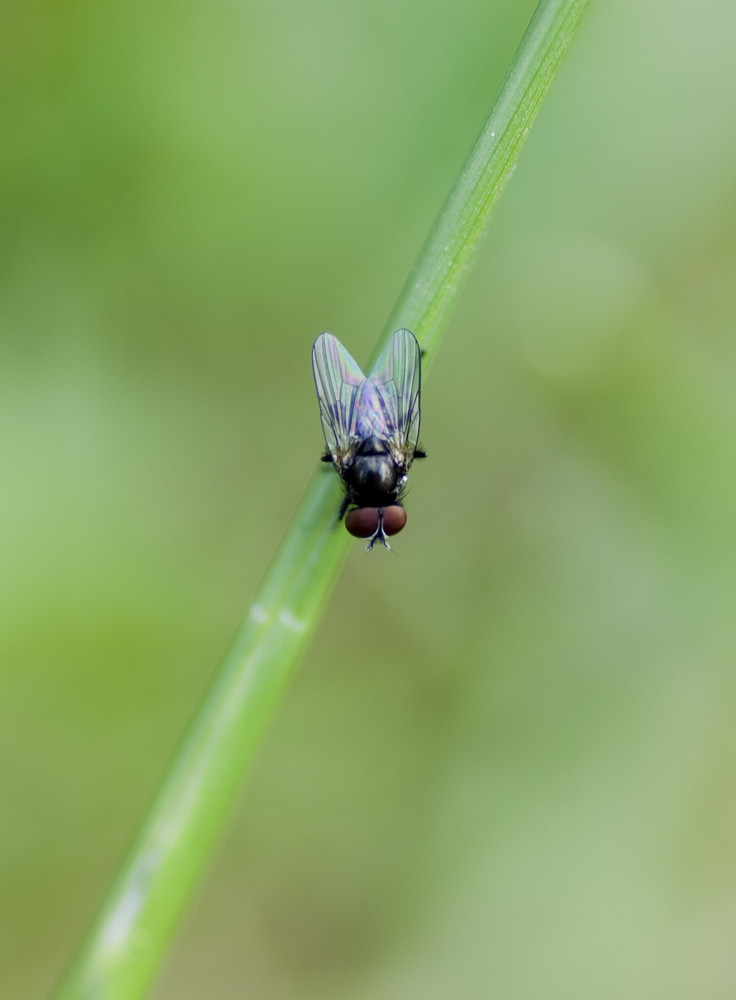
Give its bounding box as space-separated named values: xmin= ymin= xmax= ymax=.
xmin=53 ymin=2 xmax=591 ymax=997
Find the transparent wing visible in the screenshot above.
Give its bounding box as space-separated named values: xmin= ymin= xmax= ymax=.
xmin=311 ymin=332 xmax=366 ymax=463
xmin=362 ymin=328 xmax=421 ymax=465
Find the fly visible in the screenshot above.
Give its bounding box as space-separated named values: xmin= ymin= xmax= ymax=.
xmin=312 ymin=328 xmax=425 ymax=550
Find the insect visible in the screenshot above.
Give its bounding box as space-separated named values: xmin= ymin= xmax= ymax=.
xmin=312 ymin=328 xmax=425 ymax=550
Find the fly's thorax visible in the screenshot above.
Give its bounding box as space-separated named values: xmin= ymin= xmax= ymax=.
xmin=343 ymin=435 xmax=404 ymax=506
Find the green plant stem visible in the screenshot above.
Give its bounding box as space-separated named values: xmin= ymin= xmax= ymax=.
xmin=53 ymin=2 xmax=591 ymax=997
xmin=381 ymin=0 xmax=590 ymax=371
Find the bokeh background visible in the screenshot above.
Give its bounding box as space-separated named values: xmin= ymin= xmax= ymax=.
xmin=4 ymin=1 xmax=736 ymax=997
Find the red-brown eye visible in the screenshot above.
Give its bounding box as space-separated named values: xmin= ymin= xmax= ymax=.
xmin=380 ymin=505 xmax=407 ymax=536
xmin=345 ymin=506 xmax=407 ymax=539
xmin=345 ymin=507 xmax=380 ymax=538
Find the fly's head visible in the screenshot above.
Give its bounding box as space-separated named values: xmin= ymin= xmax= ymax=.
xmin=345 ymin=504 xmax=407 ymax=550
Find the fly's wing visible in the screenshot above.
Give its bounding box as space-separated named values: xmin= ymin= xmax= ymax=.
xmin=364 ymin=328 xmax=421 ymax=467
xmin=311 ymin=333 xmax=366 ymax=467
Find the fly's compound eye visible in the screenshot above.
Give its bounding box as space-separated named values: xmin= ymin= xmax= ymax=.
xmin=381 ymin=506 xmax=407 ymax=536
xmin=345 ymin=505 xmax=407 ymax=539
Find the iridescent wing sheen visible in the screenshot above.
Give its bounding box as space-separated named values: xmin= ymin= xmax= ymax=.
xmin=360 ymin=328 xmax=421 ymax=467
xmin=311 ymin=332 xmax=366 ymax=466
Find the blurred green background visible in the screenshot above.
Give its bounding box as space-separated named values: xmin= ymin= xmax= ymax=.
xmin=4 ymin=1 xmax=736 ymax=997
